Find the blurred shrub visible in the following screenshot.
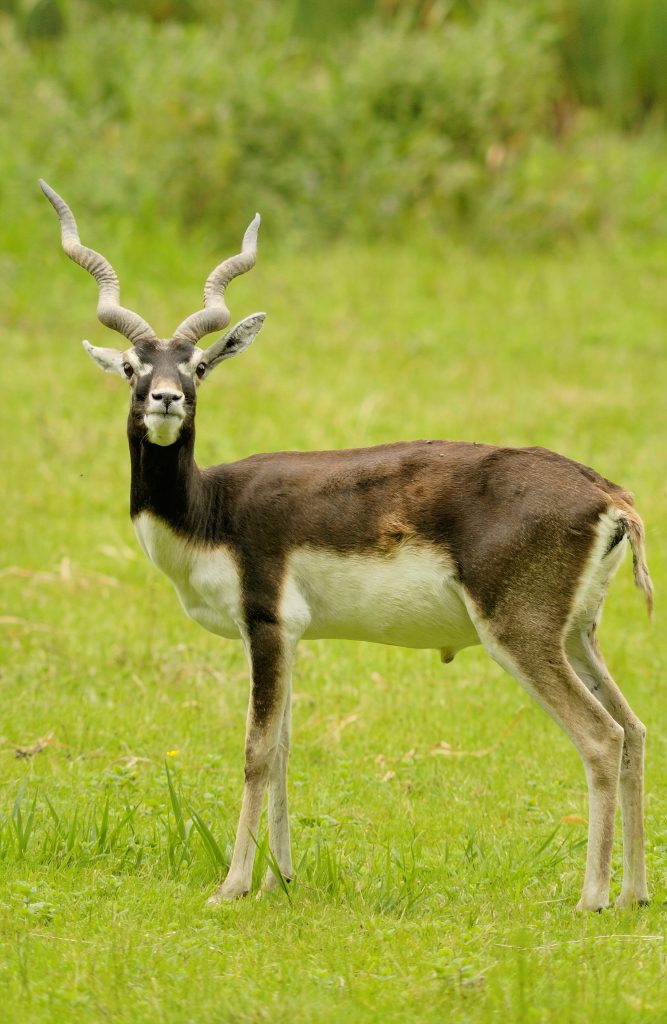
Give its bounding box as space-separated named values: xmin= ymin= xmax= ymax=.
xmin=0 ymin=2 xmax=560 ymax=241
xmin=340 ymin=7 xmax=557 ymax=229
xmin=478 ymin=116 xmax=667 ymax=247
xmin=558 ymin=0 xmax=667 ymax=126
xmin=2 ymin=0 xmax=667 ymax=253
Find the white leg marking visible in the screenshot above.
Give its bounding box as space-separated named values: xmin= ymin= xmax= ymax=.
xmin=563 ymin=509 xmax=648 ymax=907
xmin=566 ymin=629 xmax=648 ymax=907
xmin=209 ymin=630 xmax=296 ymax=903
xmin=263 ymin=681 xmax=293 ymax=891
xmin=467 ymin=603 xmax=624 ymax=912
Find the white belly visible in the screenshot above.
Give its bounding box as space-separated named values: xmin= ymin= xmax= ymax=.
xmin=133 ymin=513 xmax=480 ymax=654
xmin=284 ymin=545 xmax=480 ymax=652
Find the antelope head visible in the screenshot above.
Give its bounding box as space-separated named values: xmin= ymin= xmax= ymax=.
xmin=40 ymin=180 xmax=265 ymax=447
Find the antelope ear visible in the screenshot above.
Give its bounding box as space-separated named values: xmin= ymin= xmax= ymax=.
xmin=202 ymin=313 xmax=266 ymax=375
xmin=82 ymin=340 xmax=127 ymax=376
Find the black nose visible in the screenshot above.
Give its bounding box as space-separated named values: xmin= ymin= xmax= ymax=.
xmin=151 ymin=390 xmax=183 ymax=408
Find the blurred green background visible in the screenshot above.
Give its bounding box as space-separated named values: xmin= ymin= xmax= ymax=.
xmin=3 ymin=0 xmax=667 ymax=258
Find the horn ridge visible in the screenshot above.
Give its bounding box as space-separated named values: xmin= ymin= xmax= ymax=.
xmin=39 ymin=179 xmax=159 ymax=346
xmin=172 ymin=213 xmax=260 ymax=346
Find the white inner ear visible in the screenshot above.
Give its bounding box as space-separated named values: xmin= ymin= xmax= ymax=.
xmin=205 ymin=312 xmax=266 ymax=372
xmin=82 ymin=340 xmax=127 ymax=377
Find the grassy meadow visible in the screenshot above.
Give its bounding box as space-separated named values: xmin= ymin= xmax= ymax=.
xmin=1 ymin=226 xmax=666 ymax=1022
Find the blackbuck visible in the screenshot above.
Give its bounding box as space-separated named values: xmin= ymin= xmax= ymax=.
xmin=41 ymin=180 xmax=653 ymax=911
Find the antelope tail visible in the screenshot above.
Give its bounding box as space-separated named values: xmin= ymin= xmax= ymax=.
xmin=623 ymin=509 xmax=654 ymax=619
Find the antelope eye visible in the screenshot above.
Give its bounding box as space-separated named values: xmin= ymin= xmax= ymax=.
xmin=122 ymin=362 xmax=133 ymax=379
xmin=196 ymin=362 xmax=207 ymax=379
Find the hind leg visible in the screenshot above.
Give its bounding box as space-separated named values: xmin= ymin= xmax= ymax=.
xmin=566 ymin=626 xmax=648 ymax=907
xmin=472 ymin=615 xmax=624 ymax=911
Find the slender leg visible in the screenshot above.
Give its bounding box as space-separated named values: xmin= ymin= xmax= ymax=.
xmin=566 ymin=627 xmax=648 ymax=907
xmin=472 ymin=615 xmax=624 ymax=911
xmin=209 ymin=623 xmax=294 ymax=903
xmin=263 ymin=680 xmax=293 ymax=891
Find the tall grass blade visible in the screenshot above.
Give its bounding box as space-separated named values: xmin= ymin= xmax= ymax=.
xmin=189 ymin=804 xmax=228 ymax=871
xmin=249 ymin=829 xmax=291 ymax=901
xmin=165 ymin=759 xmax=186 ymax=843
xmin=12 ymin=786 xmax=38 ymax=857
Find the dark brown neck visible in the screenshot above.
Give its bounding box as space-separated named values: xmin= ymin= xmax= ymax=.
xmin=128 ymin=420 xmax=235 ymax=543
xmin=129 ymin=419 xmax=201 ymax=529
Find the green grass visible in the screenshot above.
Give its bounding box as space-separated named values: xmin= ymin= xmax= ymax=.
xmin=1 ymin=230 xmax=666 ymax=1022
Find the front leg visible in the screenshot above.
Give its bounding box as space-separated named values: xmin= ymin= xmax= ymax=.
xmin=209 ymin=621 xmax=294 ymax=903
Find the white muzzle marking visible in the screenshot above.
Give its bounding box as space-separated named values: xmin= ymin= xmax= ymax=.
xmin=144 ymin=410 xmax=185 ymax=446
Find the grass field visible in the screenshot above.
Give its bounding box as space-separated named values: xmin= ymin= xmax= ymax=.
xmin=2 ymin=230 xmax=666 ymax=1022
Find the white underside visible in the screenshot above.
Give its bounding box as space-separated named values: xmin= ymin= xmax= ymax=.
xmin=133 ymin=512 xmax=481 ymax=654
xmin=133 ymin=509 xmax=628 ymax=654
xmin=134 ymin=512 xmax=244 ymax=638
xmin=285 ymin=547 xmax=478 ymax=650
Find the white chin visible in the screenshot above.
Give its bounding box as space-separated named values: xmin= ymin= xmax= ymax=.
xmin=144 ymin=413 xmax=184 ymax=447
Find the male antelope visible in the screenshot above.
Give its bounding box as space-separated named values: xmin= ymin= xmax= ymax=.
xmin=41 ymin=180 xmax=652 ymax=911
